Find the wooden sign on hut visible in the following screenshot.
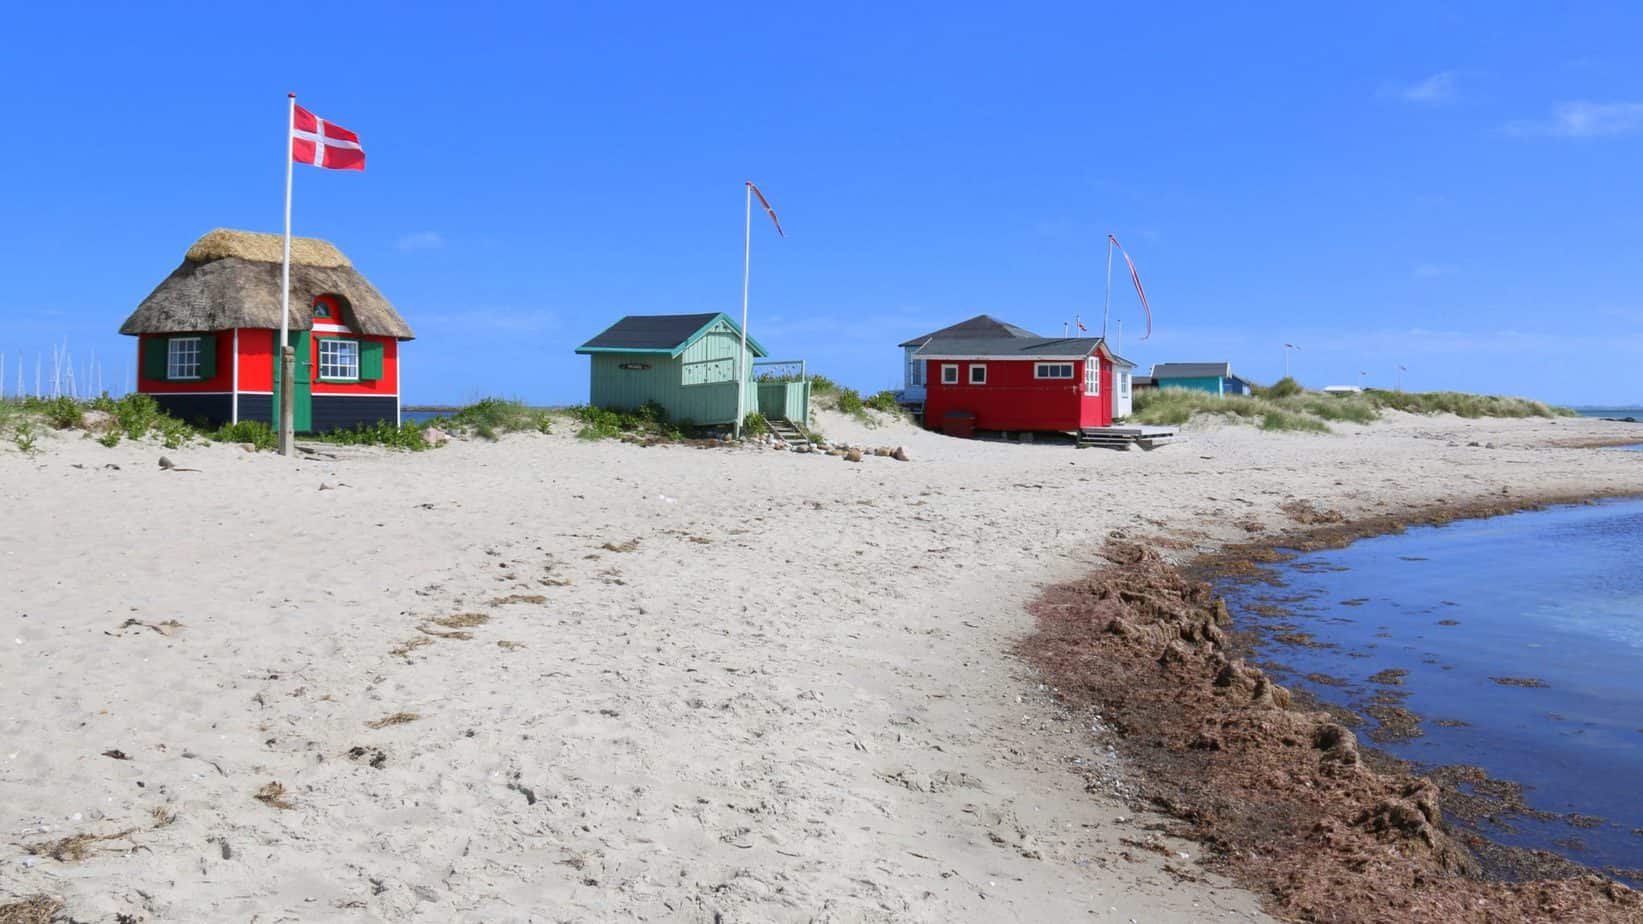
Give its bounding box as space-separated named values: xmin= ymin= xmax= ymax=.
xmin=118 ymin=229 xmax=414 ymax=433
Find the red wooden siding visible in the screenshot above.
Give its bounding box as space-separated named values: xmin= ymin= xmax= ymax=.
xmin=922 ymin=356 xmax=1112 ymax=433
xmin=135 ymin=332 xmax=234 ymax=394
xmin=139 ymin=328 xmax=399 ymax=396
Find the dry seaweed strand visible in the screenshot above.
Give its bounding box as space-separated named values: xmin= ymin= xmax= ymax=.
xmin=416 ymin=624 xmax=472 ymax=640
xmin=431 ymin=612 xmax=490 ymax=628
xmin=23 ymin=828 xmax=138 ymax=862
xmin=389 ymin=637 xmax=434 ymax=657
xmin=0 ymin=896 xmax=63 ymax=924
xmin=490 ymin=594 xmax=547 ymax=605
xmin=1021 ymin=537 xmax=1641 ymax=923
xmin=367 ymin=712 xmax=421 ymax=729
xmin=253 ymin=782 xmax=294 ymax=810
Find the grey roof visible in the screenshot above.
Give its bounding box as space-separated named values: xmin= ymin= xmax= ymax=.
xmin=1151 ymin=362 xmax=1234 ymax=379
xmin=898 ymin=314 xmax=1040 ymax=348
xmin=1133 ymin=375 xmax=1155 ymax=386
xmin=916 ymin=336 xmax=1104 ymax=358
xmin=579 ymin=313 xmax=719 ymax=351
xmin=575 ymin=312 xmax=769 ymax=359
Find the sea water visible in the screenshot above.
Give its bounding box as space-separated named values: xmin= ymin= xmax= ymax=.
xmin=1218 ymin=499 xmax=1643 ymax=881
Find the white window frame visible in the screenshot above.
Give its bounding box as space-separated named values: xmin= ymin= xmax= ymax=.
xmin=908 ymin=353 xmax=923 ymax=387
xmin=167 ymin=337 xmax=201 ymax=380
xmin=1120 ymin=371 xmax=1131 ymax=397
xmin=1085 ymin=357 xmax=1101 ymax=396
xmin=969 ymin=364 xmax=987 ymax=385
xmin=1034 ymin=362 xmax=1074 ymax=380
xmin=941 ymin=363 xmax=959 ymax=385
xmin=318 ymin=338 xmax=361 ymax=382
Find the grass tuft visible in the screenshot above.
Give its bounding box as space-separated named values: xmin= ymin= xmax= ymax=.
xmin=434 ymin=397 xmax=553 ymax=440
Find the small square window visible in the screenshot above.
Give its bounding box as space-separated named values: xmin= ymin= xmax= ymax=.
xmin=319 ymin=339 xmax=360 ymax=381
xmin=969 ymin=364 xmax=986 ymax=385
xmin=167 ymin=337 xmax=201 ymax=380
xmin=941 ymin=364 xmax=959 ymax=385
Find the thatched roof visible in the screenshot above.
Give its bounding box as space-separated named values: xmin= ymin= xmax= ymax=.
xmin=119 ymin=229 xmax=413 ymax=339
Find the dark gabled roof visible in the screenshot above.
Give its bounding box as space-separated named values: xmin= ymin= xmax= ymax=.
xmin=898 ymin=314 xmax=1040 ymax=348
xmin=1151 ymin=362 xmax=1234 ymax=379
xmin=575 ymin=312 xmax=767 ymax=357
xmin=916 ymin=336 xmax=1104 ymax=358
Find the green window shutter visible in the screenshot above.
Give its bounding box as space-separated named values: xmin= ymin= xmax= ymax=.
xmin=359 ymin=340 xmax=384 ymax=381
xmin=142 ymin=337 xmax=169 ymax=381
xmin=196 ymin=334 xmax=218 ymax=379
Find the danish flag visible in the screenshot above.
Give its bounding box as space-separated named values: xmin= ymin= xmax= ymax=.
xmin=291 ymin=105 xmax=364 ymax=171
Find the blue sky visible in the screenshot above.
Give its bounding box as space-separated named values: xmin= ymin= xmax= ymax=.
xmin=3 ymin=2 xmax=1641 ymax=405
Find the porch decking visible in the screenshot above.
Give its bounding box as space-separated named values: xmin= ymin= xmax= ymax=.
xmin=1076 ymin=424 xmax=1179 ymax=450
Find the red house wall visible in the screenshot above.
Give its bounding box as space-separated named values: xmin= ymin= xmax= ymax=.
xmin=309 ymin=333 xmax=399 ymax=396
xmin=139 ymin=328 xmax=400 ymax=396
xmin=922 ymin=356 xmax=1111 ymax=433
xmin=135 ymin=332 xmax=234 ymax=394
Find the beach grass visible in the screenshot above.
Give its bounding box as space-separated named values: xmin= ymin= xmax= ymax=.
xmin=1133 ymin=385 xmax=1573 ymax=432
xmin=437 ymin=397 xmax=554 ymax=440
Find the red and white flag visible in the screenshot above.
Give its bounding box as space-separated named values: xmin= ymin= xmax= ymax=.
xmin=292 ymin=105 xmax=364 ymax=171
xmin=747 ymin=181 xmax=784 ymax=237
xmin=1108 ymin=233 xmax=1152 ymax=340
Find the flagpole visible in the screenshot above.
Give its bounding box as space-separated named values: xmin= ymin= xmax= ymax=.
xmin=279 ymin=93 xmax=296 ymax=456
xmin=736 ymin=182 xmax=752 ymax=439
xmin=1102 ymin=235 xmax=1114 ymax=340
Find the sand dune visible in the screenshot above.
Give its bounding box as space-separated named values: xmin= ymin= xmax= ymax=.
xmin=3 ymin=410 xmax=1640 ymax=921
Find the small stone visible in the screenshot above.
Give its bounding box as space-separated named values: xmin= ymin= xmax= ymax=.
xmin=844 ymin=449 xmax=863 ymax=463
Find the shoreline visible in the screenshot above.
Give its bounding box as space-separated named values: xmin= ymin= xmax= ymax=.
xmin=1022 ymin=487 xmax=1643 ymax=922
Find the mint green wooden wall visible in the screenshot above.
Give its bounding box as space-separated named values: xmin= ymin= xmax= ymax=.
xmin=757 ymin=380 xmax=810 ymax=422
xmin=1157 ymin=376 xmax=1224 ymax=396
xmin=586 ymin=318 xmax=759 ymax=425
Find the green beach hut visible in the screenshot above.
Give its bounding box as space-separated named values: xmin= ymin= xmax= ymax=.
xmin=575 ymin=312 xmax=809 ymax=428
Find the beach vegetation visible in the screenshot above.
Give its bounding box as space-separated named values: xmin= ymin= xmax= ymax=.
xmin=1253 ymin=376 xmax=1304 ymax=400
xmin=207 ymin=420 xmax=279 ymax=451
xmin=568 ymin=401 xmax=685 ymax=441
xmin=12 ymin=420 xmax=40 ymax=455
xmin=1135 ymin=383 xmax=1573 ymax=433
xmin=316 ymin=420 xmax=431 ymax=451
xmin=1365 ymin=389 xmax=1572 ymax=419
xmin=741 ymin=411 xmax=770 ymax=436
xmin=865 ymin=389 xmax=902 ymax=414
xmin=436 ymin=397 xmax=553 ymax=440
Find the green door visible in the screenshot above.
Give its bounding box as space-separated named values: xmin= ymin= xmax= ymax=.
xmin=271 ymin=331 xmax=313 ymax=433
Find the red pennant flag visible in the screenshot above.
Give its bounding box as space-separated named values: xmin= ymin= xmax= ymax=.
xmin=1108 ymin=233 xmax=1152 ymax=340
xmin=292 ymin=105 xmax=365 ymax=171
xmin=747 ymin=182 xmax=784 ymax=237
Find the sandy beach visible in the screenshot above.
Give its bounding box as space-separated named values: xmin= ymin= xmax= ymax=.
xmin=4 ymin=410 xmax=1642 ymax=922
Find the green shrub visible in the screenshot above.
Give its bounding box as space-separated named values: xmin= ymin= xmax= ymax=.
xmin=13 ymin=420 xmax=39 ymax=455
xmin=41 ymin=395 xmax=83 ymax=430
xmin=865 ymin=390 xmax=901 ymax=413
xmin=742 ymin=411 xmax=770 ymax=436
xmin=835 ymin=387 xmax=864 ymax=416
xmin=209 ymin=420 xmax=278 ymax=451
xmin=568 ymin=402 xmax=684 ymax=441
xmin=97 ymin=431 xmax=122 ymax=448
xmin=318 ymin=420 xmax=431 ymax=451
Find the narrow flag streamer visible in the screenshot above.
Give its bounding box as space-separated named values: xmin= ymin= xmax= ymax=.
xmin=747 ymin=181 xmax=784 ymax=237
xmin=1108 ymin=233 xmax=1152 ymax=340
xmin=292 ymin=105 xmax=365 ymax=171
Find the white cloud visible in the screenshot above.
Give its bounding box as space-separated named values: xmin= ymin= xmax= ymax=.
xmin=1391 ymin=71 xmax=1459 ymax=105
xmin=396 ymin=231 xmax=445 ymax=251
xmin=1505 ymin=101 xmax=1643 ymax=138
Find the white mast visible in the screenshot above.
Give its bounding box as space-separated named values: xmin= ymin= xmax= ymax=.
xmin=735 ymin=182 xmax=752 ymax=438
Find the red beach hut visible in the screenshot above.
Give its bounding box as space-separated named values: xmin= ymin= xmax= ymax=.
xmin=915 ymin=335 xmax=1134 ymax=435
xmin=117 ymin=229 xmax=414 ymax=433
